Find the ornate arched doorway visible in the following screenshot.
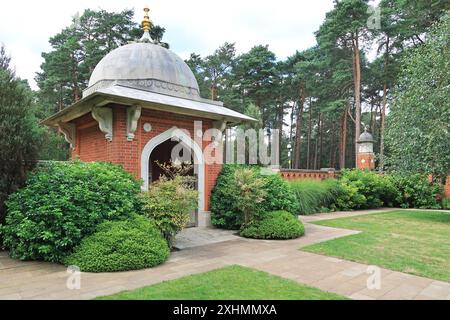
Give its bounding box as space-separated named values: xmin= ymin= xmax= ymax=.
xmin=140 ymin=127 xmax=205 ymax=226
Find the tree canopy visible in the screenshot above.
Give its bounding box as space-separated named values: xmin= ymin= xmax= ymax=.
xmin=385 ymin=14 xmax=450 ymax=180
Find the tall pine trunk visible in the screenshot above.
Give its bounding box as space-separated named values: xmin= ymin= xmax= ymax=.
xmin=314 ymin=113 xmax=322 ymax=170
xmin=339 ymin=106 xmax=348 ymax=169
xmin=352 ymin=34 xmax=361 ymax=167
xmin=306 ymin=97 xmax=312 ymax=170
xmin=294 ymin=82 xmax=305 ymax=169
xmin=319 ymin=114 xmax=323 ymax=170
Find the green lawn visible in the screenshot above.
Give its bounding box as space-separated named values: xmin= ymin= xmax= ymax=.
xmin=98 ymin=265 xmax=347 ymax=300
xmin=303 ymin=210 xmax=450 ymax=282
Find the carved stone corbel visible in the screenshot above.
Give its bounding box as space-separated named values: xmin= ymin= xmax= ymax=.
xmin=58 ymin=122 xmax=76 ymax=149
xmin=212 ymin=120 xmax=227 ymax=133
xmin=126 ymin=105 xmax=142 ymax=141
xmin=92 ymin=106 xmax=113 ymax=141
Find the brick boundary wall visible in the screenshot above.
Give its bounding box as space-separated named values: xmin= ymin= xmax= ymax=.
xmin=444 ymin=174 xmax=450 ymax=198
xmin=281 ymin=170 xmax=450 ymax=199
xmin=279 ymin=169 xmax=337 ymax=181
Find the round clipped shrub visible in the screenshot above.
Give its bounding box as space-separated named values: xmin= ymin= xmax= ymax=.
xmin=0 ymin=161 xmax=142 ymax=263
xmin=211 ymin=165 xmax=298 ymax=230
xmin=240 ymin=211 xmax=305 ymax=240
xmin=64 ymin=215 xmax=170 ymax=272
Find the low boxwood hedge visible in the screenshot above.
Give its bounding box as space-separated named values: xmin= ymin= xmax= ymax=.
xmin=64 ymin=215 xmax=170 ymax=272
xmin=240 ymin=211 xmax=305 ymax=240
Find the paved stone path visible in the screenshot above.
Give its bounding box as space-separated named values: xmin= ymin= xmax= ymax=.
xmin=174 ymin=228 xmax=239 ymax=250
xmin=0 ymin=209 xmax=449 ymax=300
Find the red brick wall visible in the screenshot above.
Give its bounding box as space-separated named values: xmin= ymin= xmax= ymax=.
xmin=72 ymin=113 xmax=108 ymax=161
xmin=71 ymin=104 xmax=222 ymax=211
xmin=445 ymin=174 xmax=450 ymax=198
xmin=280 ymin=169 xmax=336 ymax=181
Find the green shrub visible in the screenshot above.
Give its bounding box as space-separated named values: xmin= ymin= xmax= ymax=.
xmin=0 ymin=161 xmax=141 ymax=262
xmin=140 ymin=176 xmax=198 ymax=247
xmin=211 ymin=165 xmax=298 ymax=230
xmin=333 ymin=181 xmax=366 ymax=211
xmin=289 ymin=179 xmax=340 ymax=215
xmin=263 ymin=174 xmax=299 ymax=214
xmin=336 ymin=169 xmax=397 ymax=210
xmin=232 ymin=168 xmax=267 ymax=225
xmin=442 ymin=198 xmax=450 ymax=210
xmin=240 ymin=211 xmax=305 ymax=240
xmin=389 ymin=173 xmax=441 ymax=209
xmin=64 ymin=215 xmax=169 ymax=272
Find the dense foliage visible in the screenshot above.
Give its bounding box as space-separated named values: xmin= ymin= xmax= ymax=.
xmin=140 ymin=176 xmax=198 ymax=247
xmin=385 ymin=15 xmax=450 ymax=180
xmin=211 ymin=165 xmax=298 ymax=230
xmin=240 ymin=211 xmax=305 ymax=240
xmin=232 ymin=168 xmax=267 ymax=225
xmin=337 ymin=169 xmax=397 ymax=210
xmin=0 ymin=46 xmax=41 ymax=229
xmin=289 ymin=179 xmax=341 ymax=215
xmin=389 ymin=173 xmax=441 ymax=209
xmin=0 ymin=161 xmax=141 ymax=262
xmin=288 ymin=170 xmax=444 ymax=214
xmin=65 ymin=215 xmax=170 ymax=272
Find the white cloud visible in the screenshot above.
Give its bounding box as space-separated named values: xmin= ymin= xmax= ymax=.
xmin=0 ymin=0 xmax=336 ymax=90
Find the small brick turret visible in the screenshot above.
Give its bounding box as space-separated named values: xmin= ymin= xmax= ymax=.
xmin=356 ymin=128 xmax=375 ymax=170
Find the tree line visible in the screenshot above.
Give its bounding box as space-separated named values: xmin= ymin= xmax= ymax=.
xmin=32 ymin=1 xmax=448 ymax=171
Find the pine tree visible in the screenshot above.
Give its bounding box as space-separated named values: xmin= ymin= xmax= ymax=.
xmin=0 ymin=46 xmax=41 ymax=225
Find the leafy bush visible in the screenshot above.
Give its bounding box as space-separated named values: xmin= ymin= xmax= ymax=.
xmin=211 ymin=165 xmax=298 ymax=230
xmin=232 ymin=168 xmax=267 ymax=225
xmin=240 ymin=211 xmax=305 ymax=240
xmin=0 ymin=161 xmax=141 ymax=262
xmin=442 ymin=198 xmax=450 ymax=210
xmin=64 ymin=215 xmax=169 ymax=272
xmin=389 ymin=173 xmax=441 ymax=209
xmin=140 ymin=176 xmax=198 ymax=247
xmin=333 ymin=180 xmax=366 ymax=211
xmin=289 ymin=179 xmax=340 ymax=215
xmin=336 ymin=169 xmax=397 ymax=210
xmin=263 ymin=173 xmax=299 ymax=214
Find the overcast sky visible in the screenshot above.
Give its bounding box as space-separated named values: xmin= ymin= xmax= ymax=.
xmin=1 ymin=0 xmax=344 ymax=90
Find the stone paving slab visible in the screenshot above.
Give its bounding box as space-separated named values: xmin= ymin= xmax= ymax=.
xmin=0 ymin=209 xmax=449 ymax=300
xmin=174 ymin=227 xmax=239 ymax=249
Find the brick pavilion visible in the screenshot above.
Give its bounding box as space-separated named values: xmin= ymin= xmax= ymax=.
xmin=42 ymin=7 xmax=254 ymax=226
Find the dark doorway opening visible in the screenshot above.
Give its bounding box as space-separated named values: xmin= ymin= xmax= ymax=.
xmin=149 ymin=139 xmax=197 ymax=226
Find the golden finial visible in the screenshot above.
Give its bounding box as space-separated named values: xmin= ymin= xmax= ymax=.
xmin=142 ymin=6 xmax=152 ymax=33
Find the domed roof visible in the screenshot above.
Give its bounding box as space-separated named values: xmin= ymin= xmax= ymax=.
xmin=87 ymin=42 xmax=200 ymax=97
xmin=358 ymin=130 xmax=375 ymax=143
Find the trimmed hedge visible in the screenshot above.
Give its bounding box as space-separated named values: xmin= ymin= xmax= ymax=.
xmin=211 ymin=165 xmax=298 ymax=230
xmin=240 ymin=211 xmax=305 ymax=240
xmin=0 ymin=161 xmax=141 ymax=262
xmin=64 ymin=215 xmax=170 ymax=272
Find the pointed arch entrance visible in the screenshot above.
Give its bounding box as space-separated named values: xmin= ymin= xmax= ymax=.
xmin=140 ymin=127 xmax=205 ymax=226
